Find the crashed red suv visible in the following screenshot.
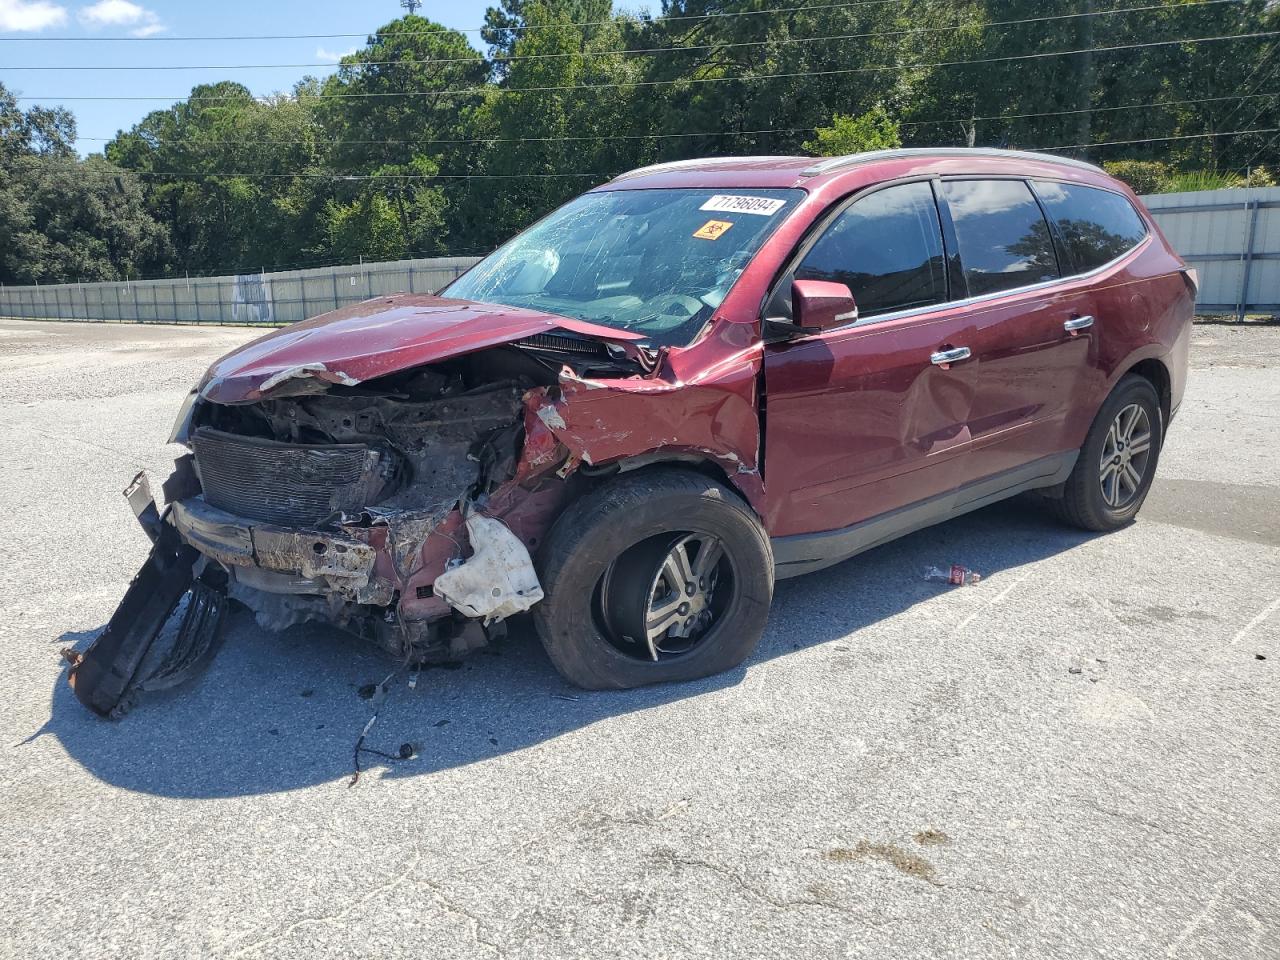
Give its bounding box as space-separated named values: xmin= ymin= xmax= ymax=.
xmin=69 ymin=149 xmax=1194 ymax=715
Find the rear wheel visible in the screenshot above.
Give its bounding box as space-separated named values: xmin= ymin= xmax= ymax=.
xmin=533 ymin=469 xmax=774 ymax=689
xmin=1050 ymin=374 xmax=1163 ymax=531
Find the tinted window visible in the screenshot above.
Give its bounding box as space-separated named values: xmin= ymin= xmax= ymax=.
xmin=941 ymin=180 xmax=1059 ymax=296
xmin=794 ymin=181 xmax=947 ymax=318
xmin=1034 ymin=181 xmax=1148 ymax=272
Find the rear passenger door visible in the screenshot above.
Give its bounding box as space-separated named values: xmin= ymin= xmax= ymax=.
xmin=936 ymin=178 xmax=1097 ymax=484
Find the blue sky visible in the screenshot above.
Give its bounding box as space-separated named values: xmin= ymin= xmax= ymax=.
xmin=0 ymin=0 xmax=653 ymax=154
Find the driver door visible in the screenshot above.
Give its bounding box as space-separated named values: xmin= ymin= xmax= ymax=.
xmin=762 ymin=180 xmax=976 ymax=544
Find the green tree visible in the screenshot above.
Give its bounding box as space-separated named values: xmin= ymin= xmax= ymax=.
xmin=458 ymin=1 xmax=643 ymax=249
xmin=804 ymin=106 xmax=902 ymax=156
xmin=0 ymin=82 xmax=168 ymax=284
xmin=313 ymin=15 xmax=487 ymax=259
xmin=107 ymin=81 xmax=327 ymax=274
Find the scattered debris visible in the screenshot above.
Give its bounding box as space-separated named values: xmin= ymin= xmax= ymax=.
xmin=349 ymin=668 xmax=417 ymax=787
xmin=923 ymin=564 xmax=983 ymax=586
xmin=432 ymin=514 xmax=545 ymax=623
xmin=913 ymin=829 xmax=950 ymax=846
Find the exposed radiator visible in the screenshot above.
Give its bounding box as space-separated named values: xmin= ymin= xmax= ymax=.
xmin=191 ymin=428 xmax=397 ymax=526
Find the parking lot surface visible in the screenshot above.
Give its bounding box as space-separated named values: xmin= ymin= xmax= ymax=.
xmin=1 ymin=318 xmax=1277 ymax=960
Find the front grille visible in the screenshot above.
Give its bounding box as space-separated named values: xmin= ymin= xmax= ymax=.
xmin=191 ymin=428 xmax=396 ymax=526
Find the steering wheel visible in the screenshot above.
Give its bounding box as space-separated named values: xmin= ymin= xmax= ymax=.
xmin=649 ymin=293 xmax=705 ymax=320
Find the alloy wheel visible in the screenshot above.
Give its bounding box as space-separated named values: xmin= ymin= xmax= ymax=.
xmin=598 ymin=532 xmax=734 ymax=662
xmin=1098 ymin=402 xmax=1153 ymax=509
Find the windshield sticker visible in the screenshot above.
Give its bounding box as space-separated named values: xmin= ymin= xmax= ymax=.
xmin=699 ymin=195 xmax=787 ymax=217
xmin=693 ymin=220 xmax=734 ymax=240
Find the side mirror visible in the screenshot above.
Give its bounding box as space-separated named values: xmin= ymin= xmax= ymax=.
xmin=791 ymin=279 xmax=858 ymax=332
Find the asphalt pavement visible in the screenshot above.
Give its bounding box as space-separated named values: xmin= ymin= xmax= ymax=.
xmin=0 ymin=318 xmax=1276 ymax=959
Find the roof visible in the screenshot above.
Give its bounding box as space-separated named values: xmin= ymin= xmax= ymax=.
xmin=601 ymin=148 xmax=1113 ymax=193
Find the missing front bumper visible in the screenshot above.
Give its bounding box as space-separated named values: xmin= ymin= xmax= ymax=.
xmin=168 ymin=497 xmax=394 ymax=607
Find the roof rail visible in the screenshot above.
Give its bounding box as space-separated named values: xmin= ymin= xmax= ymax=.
xmin=801 ymin=147 xmax=1104 ymax=177
xmin=611 ymin=155 xmax=799 ymax=182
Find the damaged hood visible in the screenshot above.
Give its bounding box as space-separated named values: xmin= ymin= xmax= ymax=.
xmin=199 ymin=293 xmax=645 ymax=404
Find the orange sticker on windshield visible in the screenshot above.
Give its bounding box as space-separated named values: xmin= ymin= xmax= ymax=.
xmin=693 ymin=219 xmax=734 ymax=240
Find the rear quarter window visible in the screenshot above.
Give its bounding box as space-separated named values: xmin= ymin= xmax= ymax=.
xmin=1032 ymin=181 xmax=1148 ymax=273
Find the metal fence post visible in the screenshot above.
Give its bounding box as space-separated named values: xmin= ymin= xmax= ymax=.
xmin=1238 ymin=199 xmax=1261 ymax=323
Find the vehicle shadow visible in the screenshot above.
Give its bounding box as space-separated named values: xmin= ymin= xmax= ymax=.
xmin=34 ymin=497 xmax=1096 ymax=798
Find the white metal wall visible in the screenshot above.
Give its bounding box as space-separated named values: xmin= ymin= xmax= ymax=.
xmin=1142 ymin=186 xmax=1280 ymax=318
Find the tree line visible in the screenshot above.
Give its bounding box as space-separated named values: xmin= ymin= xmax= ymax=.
xmin=1 ymin=0 xmax=1276 ymax=285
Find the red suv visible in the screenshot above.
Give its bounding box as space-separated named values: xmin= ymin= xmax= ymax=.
xmin=70 ymin=149 xmax=1194 ymax=714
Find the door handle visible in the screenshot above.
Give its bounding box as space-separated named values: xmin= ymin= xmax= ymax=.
xmin=1064 ymin=315 xmax=1095 ymax=333
xmin=930 ymin=346 xmax=971 ymax=366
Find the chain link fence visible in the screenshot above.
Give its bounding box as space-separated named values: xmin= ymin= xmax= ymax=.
xmin=0 ymin=255 xmax=483 ymax=326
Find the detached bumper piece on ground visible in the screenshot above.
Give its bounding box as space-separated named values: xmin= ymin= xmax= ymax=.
xmin=66 ymin=519 xmax=229 ymax=718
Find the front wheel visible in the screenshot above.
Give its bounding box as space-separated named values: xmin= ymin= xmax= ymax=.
xmin=533 ymin=469 xmax=774 ymax=690
xmin=1050 ymin=374 xmax=1163 ymax=532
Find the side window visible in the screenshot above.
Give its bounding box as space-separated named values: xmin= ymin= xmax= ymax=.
xmin=940 ymin=179 xmax=1060 ymax=297
xmin=1033 ymin=181 xmax=1148 ymax=273
xmin=793 ymin=181 xmax=947 ymax=318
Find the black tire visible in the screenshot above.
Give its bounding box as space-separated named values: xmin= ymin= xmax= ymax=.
xmin=533 ymin=468 xmax=774 ymax=690
xmin=1050 ymin=374 xmax=1163 ymax=532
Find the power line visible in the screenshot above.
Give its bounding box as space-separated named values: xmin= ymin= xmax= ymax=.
xmin=0 ymin=0 xmax=1242 ymax=71
xmin=14 ymin=30 xmax=1278 ymax=102
xmin=103 ymin=124 xmax=1280 ymax=181
xmin=0 ymin=0 xmax=984 ymax=42
xmin=1037 ymin=125 xmax=1280 ymax=151
xmin=1216 ymin=40 xmax=1279 ymax=129
xmin=73 ymin=92 xmax=1280 ymax=148
xmin=1235 ymin=128 xmax=1280 ymax=175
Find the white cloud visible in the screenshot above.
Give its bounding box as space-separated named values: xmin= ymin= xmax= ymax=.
xmin=316 ymin=45 xmax=357 ymax=64
xmin=77 ymin=0 xmax=162 ymax=35
xmin=0 ymin=0 xmax=69 ymax=32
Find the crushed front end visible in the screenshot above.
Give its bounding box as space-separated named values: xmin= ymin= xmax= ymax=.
xmin=67 ymin=315 xmax=649 ymax=716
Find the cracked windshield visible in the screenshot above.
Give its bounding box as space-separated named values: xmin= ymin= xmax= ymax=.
xmin=446 ymin=188 xmax=804 ymax=346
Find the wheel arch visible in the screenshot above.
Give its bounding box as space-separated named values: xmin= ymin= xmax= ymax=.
xmin=1122 ymin=356 xmax=1172 ymax=427
xmin=578 ymin=453 xmax=762 ymax=517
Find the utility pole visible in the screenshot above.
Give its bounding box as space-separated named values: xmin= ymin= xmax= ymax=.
xmin=400 ymin=0 xmax=422 ymax=13
xmin=1075 ymin=0 xmax=1095 ymax=162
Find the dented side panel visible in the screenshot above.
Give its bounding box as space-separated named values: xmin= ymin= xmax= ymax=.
xmin=537 ymin=342 xmax=766 ymax=513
